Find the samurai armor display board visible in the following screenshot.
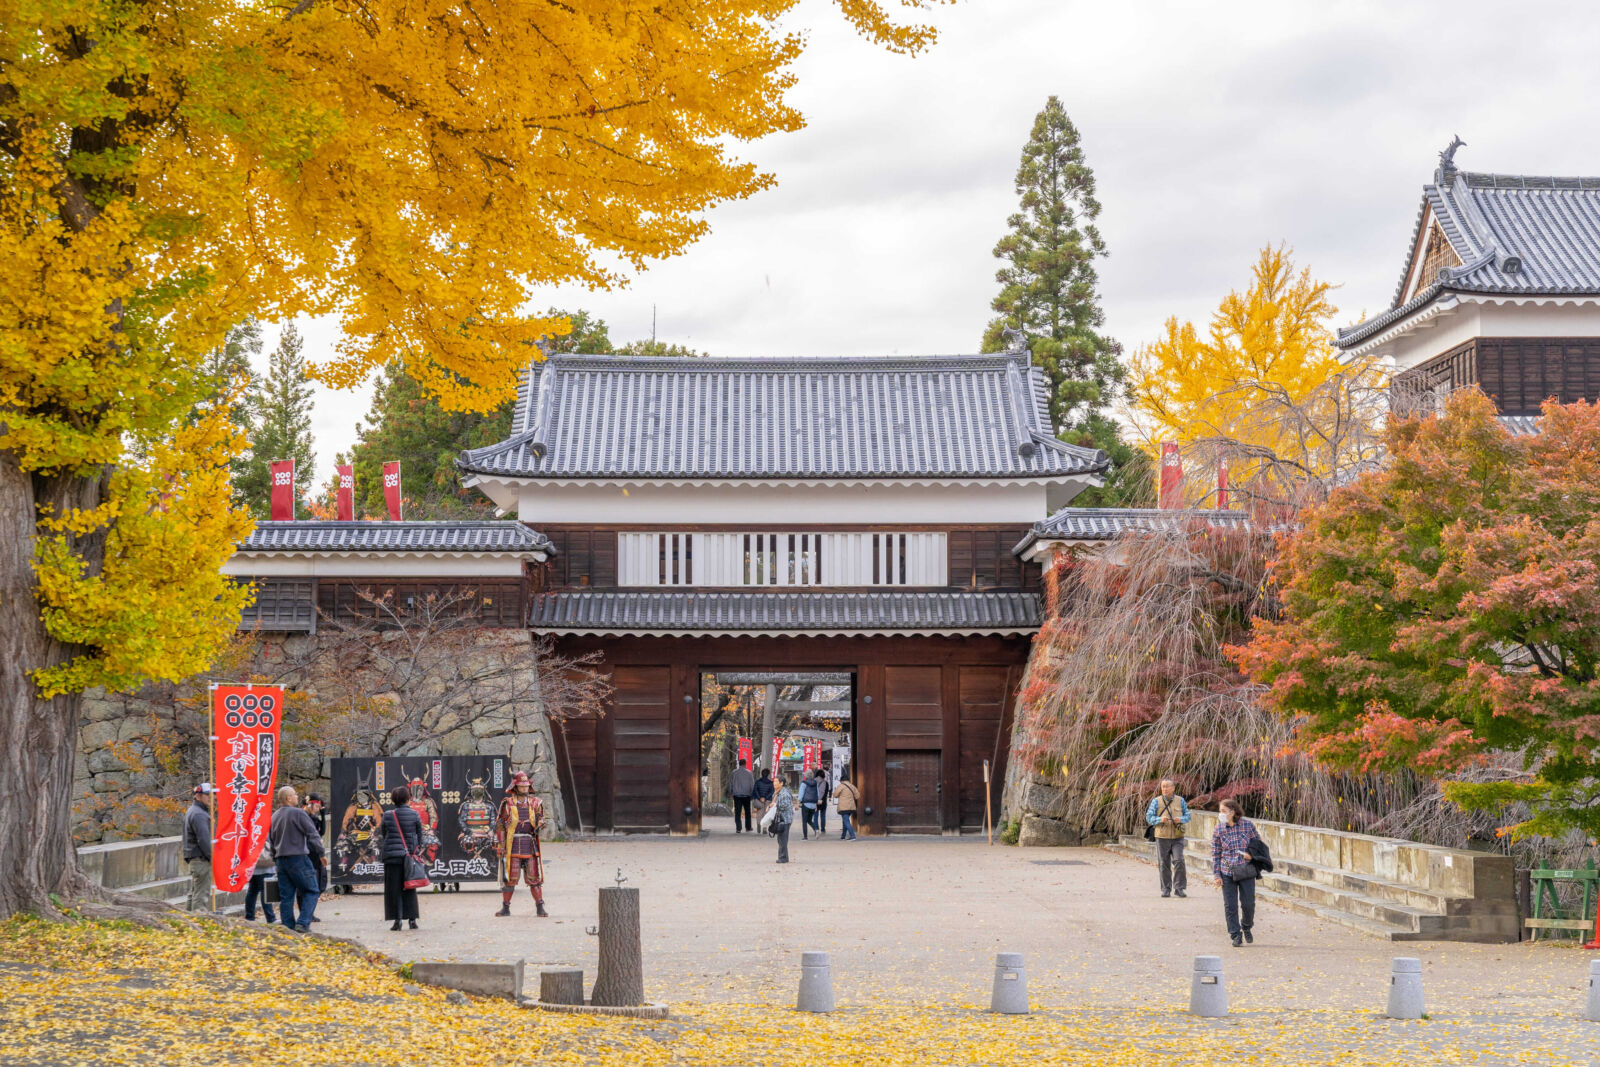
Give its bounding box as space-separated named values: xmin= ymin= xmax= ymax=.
xmin=330 ymin=756 xmax=510 ymax=885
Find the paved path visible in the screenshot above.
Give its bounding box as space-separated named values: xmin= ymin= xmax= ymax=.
xmin=313 ymin=817 xmax=1595 ymax=1019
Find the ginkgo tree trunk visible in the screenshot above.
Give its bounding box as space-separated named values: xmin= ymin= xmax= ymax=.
xmin=0 ymin=0 xmax=946 ymax=920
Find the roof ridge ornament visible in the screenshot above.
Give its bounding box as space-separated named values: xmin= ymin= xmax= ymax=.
xmin=1437 ymin=134 xmax=1466 ymax=187
xmin=1000 ymin=326 xmax=1029 ymax=355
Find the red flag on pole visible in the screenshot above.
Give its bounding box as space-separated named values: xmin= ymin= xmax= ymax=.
xmin=382 ymin=461 xmax=402 ymax=520
xmin=269 ymin=460 xmax=295 ymax=520
xmin=336 ymin=464 xmax=355 ymax=521
xmin=737 ymin=736 xmax=754 ymax=770
xmin=1158 ymin=443 xmax=1183 ymax=510
xmin=211 ymin=684 xmax=284 ymax=893
xmin=771 ymin=735 xmax=784 ymax=776
xmin=1216 ymin=462 xmax=1229 ymax=509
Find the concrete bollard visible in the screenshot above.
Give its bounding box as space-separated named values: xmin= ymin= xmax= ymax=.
xmin=1586 ymin=960 xmax=1600 ymax=1022
xmin=796 ymin=951 xmax=835 ymax=1013
xmin=990 ymin=952 xmax=1028 ymax=1014
xmin=1189 ymin=955 xmax=1227 ymax=1017
xmin=1386 ymin=957 xmax=1424 ymax=1020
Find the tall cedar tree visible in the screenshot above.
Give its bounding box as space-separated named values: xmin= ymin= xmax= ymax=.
xmin=1231 ymin=391 xmax=1600 ymax=840
xmin=983 ymin=96 xmax=1144 ymax=505
xmin=0 ymin=0 xmax=943 ymax=920
xmin=236 ymin=325 xmax=317 ymax=519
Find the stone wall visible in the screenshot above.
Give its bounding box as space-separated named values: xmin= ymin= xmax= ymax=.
xmin=74 ymin=629 xmax=566 ymax=845
xmin=999 ymin=771 xmax=1113 ymax=848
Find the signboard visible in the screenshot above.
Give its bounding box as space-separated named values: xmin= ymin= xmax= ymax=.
xmin=329 ymin=755 xmax=507 ymax=885
xmin=211 ymin=685 xmax=284 ymax=893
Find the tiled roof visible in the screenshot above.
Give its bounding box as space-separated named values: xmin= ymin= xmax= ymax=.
xmin=459 ymin=353 xmax=1110 ymax=482
xmin=1014 ymin=507 xmax=1252 ymax=556
xmin=528 ymin=591 xmax=1040 ymax=635
xmin=236 ymin=521 xmax=552 ymax=556
xmin=1498 ymin=414 xmax=1542 ymax=436
xmin=1339 ymin=164 xmax=1600 ymax=348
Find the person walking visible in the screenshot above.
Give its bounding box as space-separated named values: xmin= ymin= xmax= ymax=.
xmin=772 ymin=776 xmax=796 ymax=863
xmin=752 ymin=768 xmax=776 ymax=833
xmin=1146 ymin=779 xmax=1191 ymax=898
xmin=382 ymin=785 xmax=424 ymax=932
xmin=181 ymin=783 xmax=213 ymax=913
xmin=815 ymin=769 xmax=832 ymax=834
xmin=833 ymin=770 xmax=860 ymax=840
xmin=798 ymin=771 xmax=820 ymax=840
xmin=729 ymin=759 xmax=755 ymax=834
xmin=1211 ymin=798 xmax=1261 ymax=947
xmin=269 ymin=785 xmax=326 ymax=933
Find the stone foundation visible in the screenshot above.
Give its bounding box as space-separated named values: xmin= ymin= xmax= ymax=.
xmin=75 ymin=630 xmax=566 ymax=845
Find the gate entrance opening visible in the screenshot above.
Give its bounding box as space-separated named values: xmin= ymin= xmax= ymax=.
xmin=697 ymin=671 xmax=854 ymax=835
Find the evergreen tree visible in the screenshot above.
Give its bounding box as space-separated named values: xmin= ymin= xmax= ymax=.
xmin=236 ymin=324 xmax=317 ymax=518
xmin=200 ymin=320 xmax=264 ymax=489
xmin=347 ymin=310 xmax=616 ymax=517
xmin=982 ymin=96 xmax=1145 ymax=506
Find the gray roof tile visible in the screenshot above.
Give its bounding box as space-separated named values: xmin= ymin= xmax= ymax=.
xmin=461 ymin=353 xmax=1110 ymax=481
xmin=1498 ymin=414 xmax=1543 ymax=436
xmin=1014 ymin=507 xmax=1252 ymax=555
xmin=1340 ymin=166 xmax=1600 ymax=347
xmin=528 ymin=590 xmax=1040 ymax=634
xmin=237 ymin=520 xmax=551 ymax=555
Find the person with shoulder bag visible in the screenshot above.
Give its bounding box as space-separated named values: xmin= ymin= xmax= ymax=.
xmin=772 ymin=776 xmax=796 ymax=863
xmin=381 ymin=785 xmax=425 ymax=932
xmin=1210 ymin=798 xmax=1261 ymax=947
xmin=833 ymin=770 xmax=860 ymax=841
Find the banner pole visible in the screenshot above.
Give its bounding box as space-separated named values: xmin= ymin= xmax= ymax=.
xmin=208 ymin=684 xmax=217 ymax=915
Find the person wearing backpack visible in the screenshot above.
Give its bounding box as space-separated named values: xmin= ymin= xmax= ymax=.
xmin=1144 ymin=779 xmax=1190 ymax=898
xmin=799 ymin=772 xmax=821 ymax=840
xmin=1210 ymin=798 xmax=1261 ymax=947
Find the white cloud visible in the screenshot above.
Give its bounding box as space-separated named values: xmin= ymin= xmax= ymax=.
xmin=277 ymin=0 xmax=1600 ymax=484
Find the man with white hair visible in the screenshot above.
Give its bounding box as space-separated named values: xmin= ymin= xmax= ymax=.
xmin=1145 ymin=779 xmax=1191 ymax=898
xmin=269 ymin=785 xmax=326 ymax=932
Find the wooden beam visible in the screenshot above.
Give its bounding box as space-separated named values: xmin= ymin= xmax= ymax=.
xmin=715 ymin=672 xmax=851 ymax=686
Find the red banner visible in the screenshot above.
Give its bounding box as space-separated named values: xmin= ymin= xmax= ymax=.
xmin=771 ymin=735 xmax=784 ymax=776
xmin=737 ymin=736 xmax=754 ymax=771
xmin=1216 ymin=462 xmax=1229 ymax=509
xmin=269 ymin=460 xmax=295 ymax=520
xmin=802 ymin=742 xmax=817 ymax=776
xmin=336 ymin=464 xmax=355 ymax=521
xmin=382 ymin=461 xmax=402 ymax=520
xmin=211 ymin=685 xmax=284 ymax=893
xmin=1158 ymin=442 xmax=1183 ymax=510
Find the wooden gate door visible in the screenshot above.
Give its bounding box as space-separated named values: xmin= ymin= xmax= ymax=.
xmin=885 ymin=750 xmax=940 ymax=832
xmin=611 ymin=666 xmax=671 ymax=832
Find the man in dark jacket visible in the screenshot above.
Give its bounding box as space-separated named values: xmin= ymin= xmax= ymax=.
xmin=181 ymin=784 xmax=213 ymax=912
xmin=815 ymin=769 xmax=832 ymax=834
xmin=270 ymin=786 xmax=326 ymax=932
xmin=729 ymin=760 xmax=755 ymax=834
xmin=752 ymin=769 xmax=776 ymax=833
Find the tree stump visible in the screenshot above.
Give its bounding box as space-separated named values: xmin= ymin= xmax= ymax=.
xmin=589 ymin=886 xmax=644 ymax=1006
xmin=540 ymin=968 xmax=584 ymax=1005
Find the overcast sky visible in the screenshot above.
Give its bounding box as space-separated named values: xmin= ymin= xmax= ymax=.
xmin=277 ymin=0 xmax=1600 ymax=484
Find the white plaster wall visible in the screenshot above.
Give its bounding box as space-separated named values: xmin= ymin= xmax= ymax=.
xmin=511 ymin=480 xmax=1060 ymax=525
xmin=1382 ymin=300 xmax=1600 ymax=371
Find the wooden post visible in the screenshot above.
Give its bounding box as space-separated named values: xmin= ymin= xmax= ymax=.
xmin=589 ymin=886 xmax=644 ymax=1006
xmin=983 ymin=758 xmax=992 ymax=845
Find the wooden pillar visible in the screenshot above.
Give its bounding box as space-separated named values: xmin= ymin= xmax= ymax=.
xmin=760 ymin=683 xmax=776 ymax=777
xmin=596 ymin=666 xmax=615 ymax=832
xmin=940 ymin=663 xmax=960 ymax=834
xmin=669 ymin=661 xmax=697 ymax=835
xmin=856 ymin=663 xmax=886 ymax=836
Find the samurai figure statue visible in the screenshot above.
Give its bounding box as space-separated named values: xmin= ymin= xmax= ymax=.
xmin=494 ymin=771 xmax=547 ymax=917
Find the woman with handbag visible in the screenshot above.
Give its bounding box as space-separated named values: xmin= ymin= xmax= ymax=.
xmin=1210 ymin=798 xmax=1260 ymax=948
xmin=382 ymin=785 xmax=426 ymax=932
xmin=771 ymin=776 xmax=797 ymax=863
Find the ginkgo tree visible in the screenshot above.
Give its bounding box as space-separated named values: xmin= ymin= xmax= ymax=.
xmin=1127 ymin=246 xmax=1386 ymax=511
xmin=0 ymin=0 xmax=950 ymax=920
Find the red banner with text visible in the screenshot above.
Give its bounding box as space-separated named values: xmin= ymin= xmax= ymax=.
xmin=269 ymin=460 xmax=295 ymax=520
xmin=1158 ymin=443 xmax=1183 ymax=510
xmin=336 ymin=464 xmax=355 ymax=521
xmin=737 ymin=737 xmax=753 ymax=771
xmin=771 ymin=735 xmax=783 ymax=777
xmin=211 ymin=685 xmax=284 ymax=892
xmin=382 ymin=461 xmax=402 ymax=520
